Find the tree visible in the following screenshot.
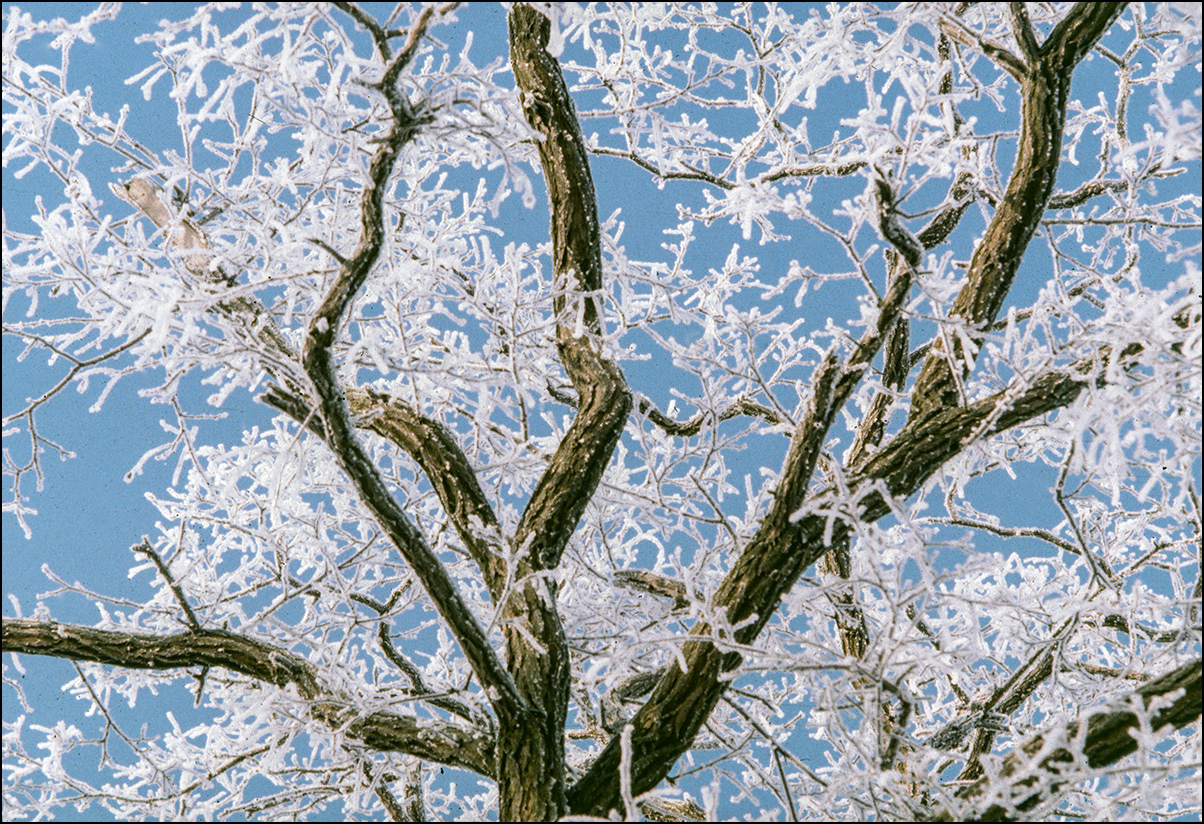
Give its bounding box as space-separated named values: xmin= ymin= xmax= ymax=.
xmin=2 ymin=2 xmax=1200 ymax=820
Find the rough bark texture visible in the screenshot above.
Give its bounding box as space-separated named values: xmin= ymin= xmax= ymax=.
xmin=909 ymin=2 xmax=1126 ymax=422
xmin=4 ymin=4 xmax=1197 ymax=822
xmin=1 ymin=619 xmax=495 ymax=776
xmin=489 ymin=7 xmax=632 ymax=819
xmin=566 ymin=332 xmax=1147 ymax=814
xmin=262 ymin=6 xmax=643 ymax=812
xmin=565 ymin=3 xmax=1137 ymax=816
xmin=297 ymin=6 xmax=532 ymax=737
xmin=933 ymin=657 xmax=1203 ymax=821
xmin=507 ymin=4 xmax=633 ymax=575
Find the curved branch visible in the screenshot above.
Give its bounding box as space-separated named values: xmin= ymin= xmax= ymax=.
xmin=550 ymin=383 xmax=783 ymax=438
xmin=1046 ymin=167 xmax=1182 ymax=209
xmin=353 ymin=390 xmax=511 ymax=601
xmin=261 ymin=384 xmax=513 ymax=603
xmin=911 ymin=2 xmax=1127 ymax=422
xmin=0 ymin=619 xmax=495 ymax=777
xmin=509 ymin=4 xmax=633 ymax=573
xmin=298 ymin=4 xmax=525 ymax=722
xmin=849 ymin=21 xmax=977 ymax=468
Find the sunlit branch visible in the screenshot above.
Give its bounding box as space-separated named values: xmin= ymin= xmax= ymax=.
xmin=567 ymin=313 xmax=1176 ymax=814
xmin=299 ymin=2 xmax=525 ymax=721
xmin=911 ymin=3 xmax=1128 ymax=422
xmin=931 ymin=657 xmax=1202 ymax=821
xmin=1 ymin=619 xmax=496 ymax=777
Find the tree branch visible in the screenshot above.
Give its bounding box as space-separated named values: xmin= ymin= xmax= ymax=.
xmin=298 ymin=3 xmax=526 ymax=723
xmin=566 ymin=325 xmax=1171 ymax=815
xmin=508 ymin=4 xmax=633 ymax=574
xmin=261 ymin=380 xmax=519 ymax=609
xmin=938 ymin=13 xmax=1028 ymax=82
xmin=567 ymin=150 xmax=929 ymax=818
xmin=109 ymin=175 xmax=305 ymax=394
xmin=0 ymin=619 xmax=495 ymax=777
xmin=911 ymin=2 xmax=1127 ymax=422
xmin=932 ymin=657 xmax=1202 ymax=821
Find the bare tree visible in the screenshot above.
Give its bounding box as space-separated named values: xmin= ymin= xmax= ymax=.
xmin=3 ymin=3 xmax=1200 ymax=820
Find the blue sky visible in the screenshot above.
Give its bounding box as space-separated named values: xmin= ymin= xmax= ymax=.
xmin=3 ymin=3 xmax=1200 ymax=820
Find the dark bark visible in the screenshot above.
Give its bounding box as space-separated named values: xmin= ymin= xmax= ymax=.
xmin=566 ymin=4 xmax=1137 ymax=816
xmin=909 ymin=2 xmax=1126 ymax=421
xmin=463 ymin=7 xmax=636 ymax=819
xmin=1 ymin=619 xmax=495 ymax=776
xmin=931 ymin=657 xmax=1203 ymax=821
xmin=507 ymin=5 xmax=633 ymax=575
xmin=299 ymin=6 xmax=528 ymax=730
xmin=566 ymin=331 xmax=1147 ymax=815
xmin=5 ymin=4 xmax=1194 ymax=822
xmin=354 ymin=391 xmax=512 ymax=600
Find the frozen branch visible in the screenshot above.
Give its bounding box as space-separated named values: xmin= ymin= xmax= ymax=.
xmin=509 ymin=4 xmax=633 ymax=574
xmin=567 ymin=317 xmax=1172 ymax=816
xmin=911 ymin=3 xmax=1128 ymax=422
xmin=298 ymin=2 xmax=525 ymax=724
xmin=933 ymin=657 xmax=1202 ymax=821
xmin=1 ymin=619 xmax=495 ymax=777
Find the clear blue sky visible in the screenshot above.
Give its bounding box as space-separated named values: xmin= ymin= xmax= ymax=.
xmin=3 ymin=3 xmax=1199 ymax=821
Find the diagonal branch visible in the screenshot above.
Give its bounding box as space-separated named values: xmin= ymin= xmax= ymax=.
xmin=566 ymin=325 xmax=1177 ymax=815
xmin=261 ymin=385 xmax=511 ymax=602
xmin=931 ymin=657 xmax=1202 ymax=821
xmin=938 ymin=13 xmax=1028 ymax=81
xmin=1008 ymin=2 xmax=1041 ymax=65
xmin=298 ymin=4 xmax=525 ymax=720
xmin=911 ymin=2 xmax=1127 ymax=422
xmin=567 ymin=159 xmax=925 ymax=818
xmin=848 ymin=20 xmax=978 ymax=470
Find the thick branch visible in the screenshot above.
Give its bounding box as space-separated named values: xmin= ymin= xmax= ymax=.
xmin=566 ymin=333 xmax=1160 ymax=816
xmin=567 ymin=170 xmax=926 ymax=816
xmin=261 ymin=385 xmax=512 ymax=605
xmin=508 ymin=4 xmax=633 ymax=574
xmin=453 ymin=8 xmax=638 ymax=818
xmin=933 ymin=657 xmax=1202 ymax=821
xmin=1 ymin=619 xmax=494 ymax=777
xmin=360 ymin=392 xmax=511 ymax=598
xmin=911 ymin=2 xmax=1126 ymax=421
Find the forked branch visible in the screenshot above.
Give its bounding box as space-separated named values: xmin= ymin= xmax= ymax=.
xmin=911 ymin=3 xmax=1127 ymax=421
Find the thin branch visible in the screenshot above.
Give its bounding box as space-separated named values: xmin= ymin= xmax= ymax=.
xmin=938 ymin=14 xmax=1028 ymax=81
xmin=301 ymin=2 xmax=524 ymax=720
xmin=131 ymin=536 xmax=201 ymax=631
